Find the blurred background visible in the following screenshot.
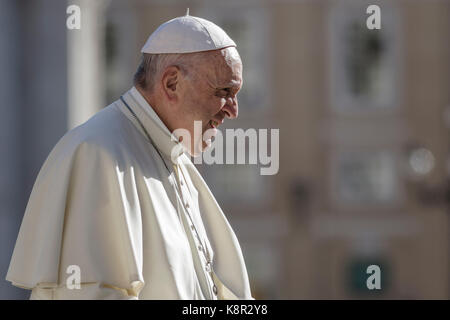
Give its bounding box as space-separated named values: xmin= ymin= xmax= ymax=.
xmin=1 ymin=0 xmax=449 ymax=299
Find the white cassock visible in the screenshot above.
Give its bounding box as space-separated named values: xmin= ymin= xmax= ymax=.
xmin=6 ymin=87 xmax=253 ymax=300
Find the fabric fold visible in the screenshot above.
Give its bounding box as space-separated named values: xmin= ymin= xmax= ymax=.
xmin=6 ymin=138 xmax=145 ymax=295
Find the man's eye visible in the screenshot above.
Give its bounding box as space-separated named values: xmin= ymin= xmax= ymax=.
xmin=216 ymin=89 xmax=229 ymax=97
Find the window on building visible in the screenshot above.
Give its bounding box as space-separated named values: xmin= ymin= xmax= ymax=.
xmin=329 ymin=2 xmax=399 ymax=112
xmin=332 ymin=150 xmax=399 ymax=205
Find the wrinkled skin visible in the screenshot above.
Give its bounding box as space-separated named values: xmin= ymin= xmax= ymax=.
xmin=138 ymin=47 xmax=243 ymax=156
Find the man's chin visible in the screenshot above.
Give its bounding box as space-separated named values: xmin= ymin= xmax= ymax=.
xmin=188 ymin=138 xmax=212 ymax=157
xmin=183 ymin=127 xmax=216 ymax=157
xmin=195 ymin=139 xmax=212 ymax=156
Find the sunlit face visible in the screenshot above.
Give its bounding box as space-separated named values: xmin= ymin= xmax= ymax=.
xmin=176 ymin=47 xmax=243 ymax=155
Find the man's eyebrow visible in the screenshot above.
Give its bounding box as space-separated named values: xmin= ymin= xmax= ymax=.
xmin=217 ymin=81 xmax=241 ymax=90
xmin=215 ymin=86 xmax=241 ymax=95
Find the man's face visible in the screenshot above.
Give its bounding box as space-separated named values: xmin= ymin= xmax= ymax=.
xmin=176 ymin=47 xmax=243 ymax=155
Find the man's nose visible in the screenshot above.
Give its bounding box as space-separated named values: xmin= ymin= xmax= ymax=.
xmin=222 ymin=97 xmax=238 ymax=119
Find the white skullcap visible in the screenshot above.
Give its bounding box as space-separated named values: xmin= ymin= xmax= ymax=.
xmin=141 ymin=11 xmax=236 ymax=54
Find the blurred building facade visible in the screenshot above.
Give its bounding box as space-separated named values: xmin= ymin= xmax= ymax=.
xmin=0 ymin=0 xmax=449 ymax=299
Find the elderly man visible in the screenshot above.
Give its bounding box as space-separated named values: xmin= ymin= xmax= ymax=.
xmin=6 ymin=13 xmax=253 ymax=300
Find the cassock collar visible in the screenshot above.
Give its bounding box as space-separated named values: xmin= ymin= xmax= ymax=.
xmin=119 ymin=87 xmax=186 ymax=163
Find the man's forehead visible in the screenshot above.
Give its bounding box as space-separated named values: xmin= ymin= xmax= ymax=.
xmin=191 ymin=48 xmax=242 ymax=87
xmin=207 ymin=67 xmax=242 ymax=89
xmin=210 ymin=56 xmax=242 ymax=85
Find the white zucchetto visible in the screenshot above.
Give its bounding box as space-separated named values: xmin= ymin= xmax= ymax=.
xmin=141 ymin=11 xmax=236 ymax=54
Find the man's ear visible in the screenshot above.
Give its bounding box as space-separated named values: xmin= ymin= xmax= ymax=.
xmin=161 ymin=66 xmax=181 ymax=102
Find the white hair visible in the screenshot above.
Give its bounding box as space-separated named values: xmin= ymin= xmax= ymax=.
xmin=133 ymin=53 xmax=199 ymax=93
